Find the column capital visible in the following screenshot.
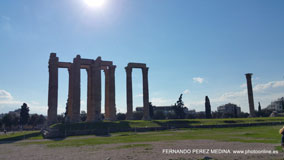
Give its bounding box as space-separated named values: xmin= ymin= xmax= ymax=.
xmin=245 ymin=73 xmax=253 ymax=78
xmin=125 ymin=66 xmax=132 ymax=73
xmin=142 ymin=67 xmax=149 ymax=73
xmin=109 ymin=65 xmax=116 ymax=70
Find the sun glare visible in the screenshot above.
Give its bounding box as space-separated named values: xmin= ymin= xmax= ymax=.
xmin=84 ymin=0 xmax=106 ymax=8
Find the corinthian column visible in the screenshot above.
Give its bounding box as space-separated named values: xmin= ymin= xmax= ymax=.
xmin=125 ymin=67 xmax=133 ymax=120
xmin=109 ymin=65 xmax=116 ymax=121
xmin=104 ymin=68 xmax=110 ymax=120
xmin=142 ymin=67 xmax=151 ymax=120
xmin=47 ymin=53 xmax=58 ymax=125
xmin=245 ymin=73 xmax=256 ymax=117
xmin=92 ymin=57 xmax=102 ymax=121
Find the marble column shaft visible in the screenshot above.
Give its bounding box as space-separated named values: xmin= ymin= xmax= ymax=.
xmin=67 ymin=55 xmax=81 ymax=122
xmin=126 ymin=67 xmax=133 ymax=120
xmin=104 ymin=68 xmax=110 ymax=119
xmin=47 ymin=53 xmax=59 ymax=124
xmin=108 ymin=65 xmax=116 ymax=120
xmin=142 ymin=67 xmax=150 ymax=120
xmin=92 ymin=59 xmax=102 ymax=121
xmin=245 ymin=73 xmax=256 ymax=117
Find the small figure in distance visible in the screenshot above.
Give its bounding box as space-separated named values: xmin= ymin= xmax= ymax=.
xmin=279 ymin=126 xmax=284 ymax=149
xmin=4 ymin=129 xmax=7 ymax=135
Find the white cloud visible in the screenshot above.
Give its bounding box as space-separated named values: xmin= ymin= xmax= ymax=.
xmin=150 ymin=97 xmax=174 ymax=106
xmin=0 ymin=90 xmax=48 ymax=115
xmin=0 ymin=90 xmax=12 ymax=100
xmin=240 ymin=83 xmax=247 ymax=88
xmin=183 ymin=89 xmax=190 ymax=94
xmin=193 ymin=77 xmax=204 ymax=84
xmin=187 ymin=80 xmax=284 ymax=112
xmin=254 ymin=80 xmax=284 ymax=92
xmin=0 ymin=90 xmax=21 ymax=105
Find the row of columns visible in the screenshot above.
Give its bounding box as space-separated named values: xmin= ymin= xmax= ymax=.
xmin=48 ymin=53 xmax=116 ymax=124
xmin=125 ymin=65 xmax=151 ymax=120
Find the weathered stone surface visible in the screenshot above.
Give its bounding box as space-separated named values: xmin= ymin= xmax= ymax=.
xmin=125 ymin=63 xmax=150 ymax=120
xmin=142 ymin=67 xmax=150 ymax=120
xmin=67 ymin=55 xmax=81 ymax=123
xmin=47 ymin=53 xmax=59 ymax=125
xmin=47 ymin=54 xmax=117 ymax=123
xmin=125 ymin=66 xmax=133 ymax=120
xmin=245 ymin=73 xmax=256 ymax=117
xmin=108 ymin=65 xmax=116 ymax=121
xmin=104 ymin=68 xmax=110 ymax=120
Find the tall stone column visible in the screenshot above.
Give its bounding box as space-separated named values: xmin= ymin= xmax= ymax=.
xmin=47 ymin=53 xmax=59 ymax=125
xmin=92 ymin=58 xmax=102 ymax=121
xmin=86 ymin=68 xmax=93 ymax=122
xmin=125 ymin=67 xmax=133 ymax=120
xmin=104 ymin=68 xmax=110 ymax=120
xmin=108 ymin=65 xmax=116 ymax=121
xmin=142 ymin=67 xmax=151 ymax=120
xmin=245 ymin=73 xmax=256 ymax=117
xmin=67 ymin=65 xmax=73 ymax=122
xmin=67 ymin=55 xmax=81 ymax=122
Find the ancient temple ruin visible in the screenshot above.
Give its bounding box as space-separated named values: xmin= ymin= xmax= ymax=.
xmin=47 ymin=53 xmax=116 ymax=124
xmin=245 ymin=73 xmax=256 ymax=117
xmin=125 ymin=63 xmax=150 ymax=120
xmin=47 ymin=53 xmax=150 ymax=124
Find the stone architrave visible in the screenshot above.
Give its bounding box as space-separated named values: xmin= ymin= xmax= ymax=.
xmin=125 ymin=67 xmax=133 ymax=120
xmin=47 ymin=53 xmax=59 ymax=124
xmin=245 ymin=73 xmax=256 ymax=117
xmin=47 ymin=54 xmax=117 ymax=124
xmin=142 ymin=67 xmax=150 ymax=120
xmin=125 ymin=63 xmax=151 ymax=120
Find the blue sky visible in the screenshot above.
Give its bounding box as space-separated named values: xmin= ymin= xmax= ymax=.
xmin=0 ymin=0 xmax=284 ymax=115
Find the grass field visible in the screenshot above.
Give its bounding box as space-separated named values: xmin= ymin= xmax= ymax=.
xmin=1 ymin=117 xmax=283 ymax=149
xmin=8 ymin=125 xmax=282 ymax=148
xmin=50 ymin=117 xmax=284 ymax=132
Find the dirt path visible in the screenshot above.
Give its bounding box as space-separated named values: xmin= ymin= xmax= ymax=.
xmin=0 ymin=139 xmax=283 ymax=160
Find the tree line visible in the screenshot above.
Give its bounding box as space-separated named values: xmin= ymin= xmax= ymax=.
xmin=0 ymin=103 xmax=46 ymax=131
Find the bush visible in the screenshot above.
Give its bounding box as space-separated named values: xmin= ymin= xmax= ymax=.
xmin=153 ymin=110 xmax=166 ymax=120
xmin=116 ymin=113 xmax=126 ymax=120
xmin=133 ymin=111 xmax=143 ymax=120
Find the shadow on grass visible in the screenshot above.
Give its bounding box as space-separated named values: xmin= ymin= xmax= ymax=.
xmin=0 ymin=132 xmax=41 ymax=144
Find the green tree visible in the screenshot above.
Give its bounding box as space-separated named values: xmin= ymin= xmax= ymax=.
xmin=149 ymin=102 xmax=154 ymax=118
xmin=2 ymin=113 xmax=18 ymax=129
xmin=38 ymin=115 xmax=46 ymax=125
xmin=20 ymin=103 xmax=30 ymax=126
xmin=80 ymin=111 xmax=87 ymax=121
xmin=116 ymin=113 xmax=126 ymax=120
xmin=133 ymin=111 xmax=143 ymax=120
xmin=172 ymin=94 xmax=186 ymax=119
xmin=153 ymin=110 xmax=166 ymax=120
xmin=29 ymin=114 xmax=39 ymax=128
xmin=282 ymin=100 xmax=284 ymax=112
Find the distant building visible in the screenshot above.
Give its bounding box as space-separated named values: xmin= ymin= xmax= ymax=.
xmin=136 ymin=106 xmax=188 ymax=115
xmin=265 ymin=97 xmax=284 ymax=112
xmin=217 ymin=103 xmax=241 ymax=115
xmin=187 ymin=109 xmax=196 ymax=115
xmin=9 ymin=109 xmax=21 ymax=117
